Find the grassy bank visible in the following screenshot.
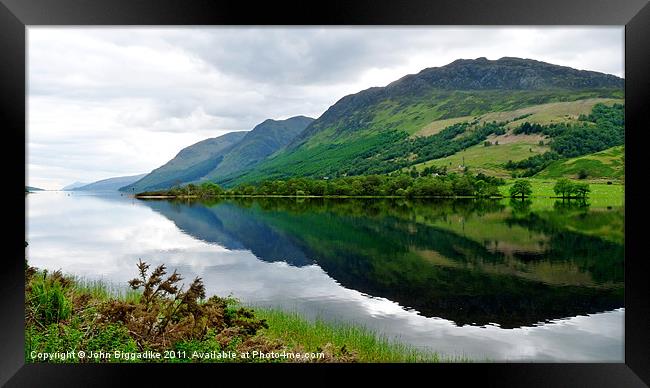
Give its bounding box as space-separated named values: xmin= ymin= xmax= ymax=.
xmin=25 ymin=260 xmax=449 ymax=363
xmin=253 ymin=309 xmax=460 ymax=363
xmin=499 ymin=178 xmax=624 ymax=207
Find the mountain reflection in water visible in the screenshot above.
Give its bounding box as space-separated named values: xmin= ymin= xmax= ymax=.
xmin=140 ymin=197 xmax=623 ymax=329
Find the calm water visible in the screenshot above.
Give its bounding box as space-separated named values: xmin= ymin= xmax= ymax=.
xmin=26 ymin=191 xmax=624 ymax=361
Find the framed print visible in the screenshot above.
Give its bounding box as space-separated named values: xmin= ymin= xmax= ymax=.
xmin=3 ymin=0 xmax=649 ymax=385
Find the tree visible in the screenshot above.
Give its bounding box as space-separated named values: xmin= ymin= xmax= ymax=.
xmin=452 ymin=176 xmax=475 ymax=196
xmin=474 ymin=180 xmax=488 ymax=197
xmin=186 ymin=183 xmax=197 ymax=195
xmin=509 ymin=179 xmax=532 ymax=199
xmin=573 ymin=182 xmax=591 ymax=198
xmin=553 ymin=178 xmax=574 ymax=198
xmin=200 ymin=182 xmax=223 ymax=196
xmin=239 ymin=185 xmax=256 ymax=196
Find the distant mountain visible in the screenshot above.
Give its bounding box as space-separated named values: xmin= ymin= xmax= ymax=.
xmin=73 ymin=173 xmax=147 ymax=191
xmin=61 ymin=181 xmax=89 ymax=191
xmin=223 ymin=57 xmax=623 ymax=185
xmin=25 ymin=186 xmax=45 ymax=192
xmin=120 ymin=131 xmax=247 ymax=193
xmin=122 ymin=116 xmax=313 ymax=192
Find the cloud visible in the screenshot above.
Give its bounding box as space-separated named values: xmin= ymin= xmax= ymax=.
xmin=27 ymin=27 xmax=623 ymax=189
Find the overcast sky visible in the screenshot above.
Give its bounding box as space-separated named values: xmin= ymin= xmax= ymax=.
xmin=27 ymin=27 xmax=624 ymax=190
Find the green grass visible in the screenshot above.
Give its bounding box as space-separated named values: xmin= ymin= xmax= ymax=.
xmin=410 ymin=139 xmax=549 ymax=177
xmin=499 ymin=178 xmax=624 ymax=207
xmin=26 ymin=265 xmax=463 ymax=363
xmin=253 ymin=308 xmax=467 ymax=363
xmin=536 ymin=145 xmax=624 ymax=181
xmin=70 ymin=276 xmax=142 ymax=304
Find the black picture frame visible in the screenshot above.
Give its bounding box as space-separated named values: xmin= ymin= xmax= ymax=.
xmin=3 ymin=0 xmax=649 ymax=386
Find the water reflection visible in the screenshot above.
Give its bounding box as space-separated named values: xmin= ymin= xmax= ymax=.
xmin=140 ymin=197 xmax=624 ymax=329
xmin=26 ymin=192 xmax=624 ymax=361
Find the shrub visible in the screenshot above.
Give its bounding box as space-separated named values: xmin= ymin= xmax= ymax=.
xmin=98 ymin=260 xmax=269 ymax=352
xmin=577 ymin=169 xmax=588 ymax=179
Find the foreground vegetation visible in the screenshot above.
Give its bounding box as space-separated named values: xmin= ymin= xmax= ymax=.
xmin=25 ymin=259 xmax=446 ymax=363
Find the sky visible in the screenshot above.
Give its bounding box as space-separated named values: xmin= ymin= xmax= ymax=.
xmin=27 ymin=27 xmax=624 ymax=190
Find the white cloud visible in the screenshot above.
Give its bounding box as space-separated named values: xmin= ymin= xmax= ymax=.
xmin=27 ymin=27 xmax=624 ymax=190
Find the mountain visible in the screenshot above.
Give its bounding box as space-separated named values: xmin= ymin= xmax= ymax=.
xmin=121 ymin=131 xmax=247 ymax=193
xmin=221 ymin=57 xmax=623 ymax=185
xmin=25 ymin=186 xmax=45 ymax=192
xmin=73 ymin=173 xmax=147 ymax=191
xmin=61 ymin=181 xmax=89 ymax=191
xmin=121 ymin=115 xmax=313 ymax=193
xmin=201 ymin=116 xmax=314 ymax=182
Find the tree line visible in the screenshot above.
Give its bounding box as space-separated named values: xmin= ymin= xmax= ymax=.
xmin=138 ymin=175 xmax=589 ymax=200
xmin=137 ymin=172 xmax=507 ymax=198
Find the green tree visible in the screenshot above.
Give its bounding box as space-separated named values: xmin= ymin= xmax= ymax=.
xmin=509 ymin=179 xmax=532 ymax=199
xmin=200 ymin=182 xmax=223 ymax=196
xmin=553 ymin=178 xmax=574 ymax=198
xmin=186 ymin=183 xmax=197 ymax=195
xmin=452 ymin=175 xmax=475 ymax=196
xmin=573 ymin=182 xmax=591 ymax=198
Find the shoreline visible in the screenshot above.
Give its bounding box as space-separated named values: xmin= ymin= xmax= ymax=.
xmin=132 ymin=194 xmax=602 ymax=200
xmin=25 ymin=263 xmax=451 ymax=363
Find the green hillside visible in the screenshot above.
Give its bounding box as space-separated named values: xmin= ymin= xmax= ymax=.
xmin=411 ymin=137 xmax=550 ymax=177
xmin=131 ymin=58 xmax=625 ymax=191
xmin=536 ymin=145 xmax=624 ymax=181
xmin=408 ymin=98 xmax=622 ymax=177
xmin=222 ymin=57 xmax=623 ymax=186
xmin=414 ymin=98 xmax=622 ymax=137
xmin=203 ymin=116 xmax=314 ymax=182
